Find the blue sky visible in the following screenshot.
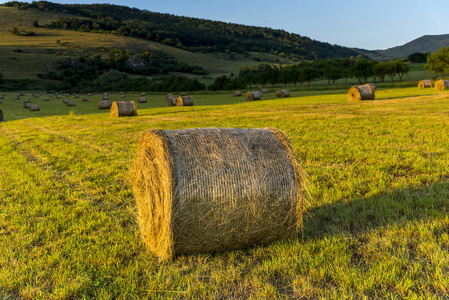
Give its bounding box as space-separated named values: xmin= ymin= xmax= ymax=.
xmin=3 ymin=0 xmax=449 ymax=50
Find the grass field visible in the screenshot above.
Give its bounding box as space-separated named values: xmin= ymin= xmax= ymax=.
xmin=2 ymin=86 xmax=449 ymax=298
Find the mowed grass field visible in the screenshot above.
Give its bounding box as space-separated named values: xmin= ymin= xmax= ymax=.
xmin=1 ymin=87 xmax=449 ymax=299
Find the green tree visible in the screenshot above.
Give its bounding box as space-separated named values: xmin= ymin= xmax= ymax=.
xmin=425 ymin=47 xmax=449 ymax=79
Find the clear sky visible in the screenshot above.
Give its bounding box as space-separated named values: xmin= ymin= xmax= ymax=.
xmin=2 ymin=0 xmax=449 ymax=50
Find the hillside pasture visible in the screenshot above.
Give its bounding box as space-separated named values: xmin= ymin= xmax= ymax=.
xmin=1 ymin=87 xmax=449 ymax=298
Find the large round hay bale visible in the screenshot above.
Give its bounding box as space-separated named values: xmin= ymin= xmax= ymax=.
xmin=418 ymin=80 xmax=433 ymax=88
xmin=232 ymin=91 xmax=242 ymax=97
xmin=176 ymin=96 xmax=194 ymax=106
xmin=435 ymin=80 xmax=449 ymax=90
xmin=275 ymin=90 xmax=290 ymax=98
xmin=132 ymin=127 xmax=307 ymax=260
xmin=348 ymin=85 xmax=375 ymax=101
xmin=0 ymin=109 xmax=3 ymax=122
xmin=97 ymin=100 xmax=112 ymax=110
xmin=245 ymin=91 xmax=261 ymax=101
xmin=110 ymin=101 xmax=138 ymax=117
xmin=66 ymin=100 xmax=76 ymax=107
xmin=29 ymin=104 xmax=40 ymax=111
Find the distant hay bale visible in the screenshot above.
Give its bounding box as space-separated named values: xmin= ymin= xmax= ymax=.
xmin=140 ymin=92 xmax=146 ymax=96
xmin=14 ymin=96 xmax=19 ymax=100
xmin=62 ymin=99 xmax=69 ymax=105
xmin=97 ymin=100 xmax=112 ymax=110
xmin=166 ymin=97 xmax=176 ymax=106
xmin=23 ymin=98 xmax=30 ymax=103
xmin=66 ymin=100 xmax=76 ymax=107
xmin=365 ymin=83 xmax=376 ymax=90
xmin=275 ymin=90 xmax=290 ymax=98
xmin=110 ymin=101 xmax=138 ymax=117
xmin=29 ymin=104 xmax=40 ymax=111
xmin=82 ymin=97 xmax=89 ymax=102
xmin=56 ymin=95 xmax=61 ymax=99
xmin=232 ymin=91 xmax=242 ymax=97
xmin=0 ymin=109 xmax=3 ymax=122
xmin=44 ymin=97 xmax=49 ymax=101
xmin=176 ymin=96 xmax=194 ymax=106
xmin=132 ymin=127 xmax=307 ymax=261
xmin=74 ymin=93 xmax=79 ymax=98
xmin=120 ymin=94 xmax=126 ymax=98
xmin=103 ymin=93 xmax=109 ymax=100
xmin=435 ymin=80 xmax=449 ymax=90
xmin=139 ymin=97 xmax=147 ymax=103
xmin=245 ymin=91 xmax=261 ymax=101
xmin=23 ymin=103 xmax=30 ymax=109
xmin=261 ymin=88 xmax=268 ymax=94
xmin=348 ymin=85 xmax=375 ymax=101
xmin=418 ymin=80 xmax=433 ymax=88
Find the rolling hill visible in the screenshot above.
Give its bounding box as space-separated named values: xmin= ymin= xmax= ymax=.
xmin=376 ymin=34 xmax=449 ymax=58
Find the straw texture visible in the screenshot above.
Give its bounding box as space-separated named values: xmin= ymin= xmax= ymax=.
xmin=132 ymin=127 xmax=307 ymax=261
xmin=275 ymin=90 xmax=290 ymax=98
xmin=245 ymin=91 xmax=261 ymax=101
xmin=418 ymin=80 xmax=433 ymax=88
xmin=110 ymin=101 xmax=138 ymax=117
xmin=348 ymin=85 xmax=375 ymax=101
xmin=176 ymin=96 xmax=194 ymax=106
xmin=435 ymin=80 xmax=449 ymax=90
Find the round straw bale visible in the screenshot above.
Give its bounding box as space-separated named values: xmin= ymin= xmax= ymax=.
xmin=167 ymin=96 xmax=176 ymax=106
xmin=103 ymin=93 xmax=109 ymax=100
xmin=97 ymin=100 xmax=112 ymax=110
xmin=418 ymin=80 xmax=433 ymax=88
xmin=139 ymin=97 xmax=147 ymax=103
xmin=232 ymin=91 xmax=242 ymax=97
xmin=435 ymin=80 xmax=449 ymax=90
xmin=23 ymin=103 xmax=30 ymax=109
xmin=176 ymin=96 xmax=194 ymax=106
xmin=120 ymin=94 xmax=126 ymax=98
xmin=82 ymin=97 xmax=89 ymax=102
xmin=56 ymin=94 xmax=61 ymax=99
xmin=29 ymin=104 xmax=40 ymax=111
xmin=132 ymin=127 xmax=307 ymax=260
xmin=141 ymin=92 xmax=146 ymax=96
xmin=23 ymin=98 xmax=30 ymax=103
xmin=275 ymin=90 xmax=290 ymax=98
xmin=66 ymin=100 xmax=76 ymax=107
xmin=62 ymin=99 xmax=69 ymax=105
xmin=348 ymin=85 xmax=375 ymax=101
xmin=74 ymin=93 xmax=79 ymax=98
xmin=44 ymin=97 xmax=49 ymax=101
xmin=245 ymin=91 xmax=261 ymax=101
xmin=110 ymin=101 xmax=138 ymax=117
xmin=365 ymin=83 xmax=376 ymax=90
xmin=261 ymin=88 xmax=268 ymax=94
xmin=0 ymin=109 xmax=3 ymax=122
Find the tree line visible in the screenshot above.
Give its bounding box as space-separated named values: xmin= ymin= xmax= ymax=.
xmin=209 ymin=58 xmax=410 ymax=90
xmin=3 ymin=1 xmax=361 ymax=60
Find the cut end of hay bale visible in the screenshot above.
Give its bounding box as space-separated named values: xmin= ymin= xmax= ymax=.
xmin=132 ymin=127 xmax=307 ymax=261
xmin=110 ymin=101 xmax=138 ymax=117
xmin=176 ymin=96 xmax=194 ymax=106
xmin=244 ymin=91 xmax=261 ymax=101
xmin=418 ymin=80 xmax=433 ymax=88
xmin=348 ymin=85 xmax=375 ymax=101
xmin=435 ymin=80 xmax=449 ymax=90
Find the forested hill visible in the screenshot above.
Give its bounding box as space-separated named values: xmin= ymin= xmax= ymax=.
xmin=2 ymin=1 xmax=361 ymax=60
xmin=377 ymin=34 xmax=449 ymax=58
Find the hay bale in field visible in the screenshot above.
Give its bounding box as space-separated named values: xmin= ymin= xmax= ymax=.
xmin=275 ymin=89 xmax=290 ymax=98
xmin=0 ymin=109 xmax=3 ymax=122
xmin=66 ymin=100 xmax=76 ymax=107
xmin=62 ymin=99 xmax=69 ymax=105
xmin=23 ymin=98 xmax=30 ymax=103
xmin=120 ymin=94 xmax=126 ymax=98
xmin=166 ymin=93 xmax=176 ymax=106
xmin=435 ymin=80 xmax=449 ymax=90
xmin=49 ymin=94 xmax=53 ymax=97
xmin=74 ymin=93 xmax=79 ymax=98
xmin=56 ymin=94 xmax=61 ymax=99
xmin=132 ymin=127 xmax=307 ymax=261
xmin=97 ymin=100 xmax=112 ymax=110
xmin=232 ymin=91 xmax=242 ymax=97
xmin=418 ymin=80 xmax=433 ymax=88
xmin=245 ymin=91 xmax=261 ymax=101
xmin=140 ymin=92 xmax=146 ymax=96
xmin=29 ymin=104 xmax=40 ymax=111
xmin=14 ymin=96 xmax=19 ymax=100
xmin=139 ymin=97 xmax=147 ymax=103
xmin=44 ymin=97 xmax=49 ymax=101
xmin=103 ymin=93 xmax=109 ymax=100
xmin=261 ymin=88 xmax=268 ymax=94
xmin=348 ymin=85 xmax=375 ymax=101
xmin=110 ymin=101 xmax=138 ymax=117
xmin=82 ymin=97 xmax=89 ymax=102
xmin=176 ymin=96 xmax=194 ymax=106
xmin=365 ymin=83 xmax=376 ymax=90
xmin=23 ymin=103 xmax=30 ymax=109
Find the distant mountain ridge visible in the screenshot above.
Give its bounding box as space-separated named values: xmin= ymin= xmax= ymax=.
xmin=376 ymin=34 xmax=449 ymax=58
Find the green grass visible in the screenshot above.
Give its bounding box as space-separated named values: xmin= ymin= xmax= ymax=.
xmin=2 ymin=86 xmax=449 ymax=298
